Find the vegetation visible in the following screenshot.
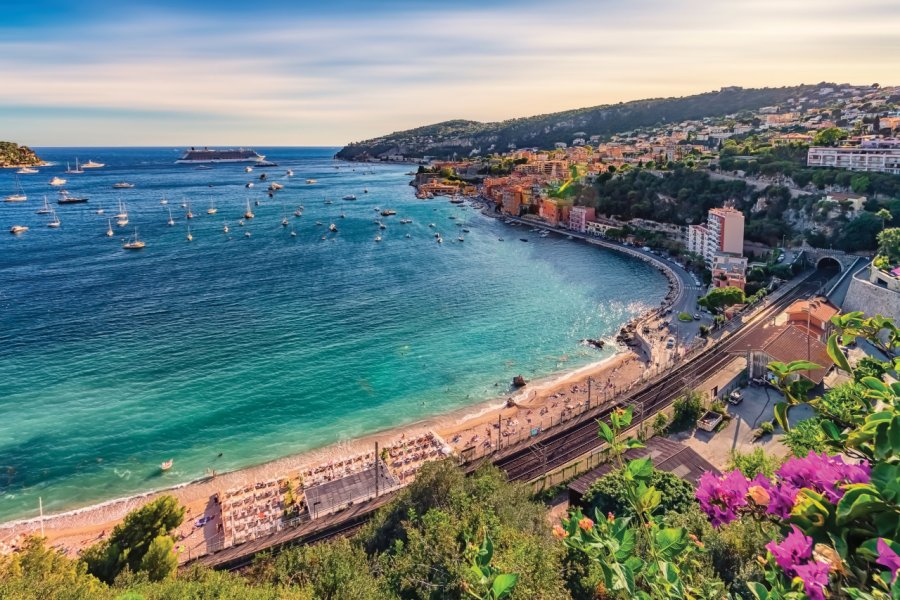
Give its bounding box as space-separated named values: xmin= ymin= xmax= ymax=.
xmin=877 ymin=227 xmax=900 ymax=264
xmin=81 ymin=495 xmax=185 ymax=584
xmin=582 ymin=468 xmax=696 ymax=519
xmin=783 ymin=417 xmax=827 ymax=457
xmin=727 ymin=448 xmax=780 ymax=479
xmin=670 ymin=390 xmax=705 ymax=432
xmin=0 ymin=141 xmax=41 ymax=167
xmin=337 ymin=84 xmax=831 ymax=161
xmin=678 ymin=312 xmax=693 ymax=322
xmin=699 ymin=287 xmax=745 ymax=313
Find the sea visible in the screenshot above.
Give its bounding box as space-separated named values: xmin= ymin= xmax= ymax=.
xmin=0 ymin=147 xmax=667 ymax=522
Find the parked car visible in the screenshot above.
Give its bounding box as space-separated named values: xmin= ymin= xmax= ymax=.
xmin=727 ymin=390 xmax=743 ymax=405
xmin=693 ymin=313 xmax=701 ymax=320
xmin=666 ymin=337 xmax=675 ymax=349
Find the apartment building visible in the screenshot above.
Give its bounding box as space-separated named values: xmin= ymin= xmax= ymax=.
xmin=807 ymin=139 xmax=900 ymax=174
xmin=711 ymin=254 xmax=748 ymax=292
xmin=707 ymin=207 xmax=745 ymax=259
xmin=568 ymin=206 xmax=596 ymax=233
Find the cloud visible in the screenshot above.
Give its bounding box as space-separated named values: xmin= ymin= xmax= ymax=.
xmin=1 ymin=0 xmax=898 ymax=145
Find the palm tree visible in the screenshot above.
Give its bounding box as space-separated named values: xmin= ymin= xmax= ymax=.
xmin=875 ymin=208 xmax=892 ymax=230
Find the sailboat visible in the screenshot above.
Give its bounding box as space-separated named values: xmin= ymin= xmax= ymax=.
xmin=206 ymin=199 xmax=217 ymax=215
xmin=115 ymin=199 xmax=128 ymax=219
xmin=290 ymin=225 xmax=297 ymax=237
xmin=66 ymin=159 xmax=84 ymax=174
xmin=243 ymin=199 xmax=254 ymax=219
xmin=95 ymin=203 xmax=104 ymax=215
xmin=48 ymin=210 xmax=61 ymax=228
xmin=186 ymin=225 xmax=193 ymax=242
xmin=4 ymin=175 xmax=27 ymax=202
xmin=185 ymin=202 xmax=194 ymax=219
xmin=106 ymin=219 xmax=114 ymax=237
xmin=167 ymin=208 xmax=175 ymax=226
xmin=160 ymin=196 xmax=168 ymax=205
xmin=36 ymin=195 xmax=51 ymax=214
xmin=122 ymin=228 xmax=145 ymax=250
xmin=223 ymin=222 xmax=230 ymax=234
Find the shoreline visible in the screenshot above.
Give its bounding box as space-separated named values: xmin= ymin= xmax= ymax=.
xmin=0 ymin=346 xmax=647 ymax=557
xmin=0 ymin=198 xmax=672 ymax=558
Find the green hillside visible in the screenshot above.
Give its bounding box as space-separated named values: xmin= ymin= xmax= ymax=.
xmin=336 ymin=84 xmax=831 ymax=160
xmin=0 ymin=141 xmax=42 ymax=167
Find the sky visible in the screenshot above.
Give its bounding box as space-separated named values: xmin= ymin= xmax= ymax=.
xmin=1 ymin=0 xmax=898 ymax=146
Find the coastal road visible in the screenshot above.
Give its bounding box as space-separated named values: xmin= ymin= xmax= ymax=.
xmin=490 ymin=267 xmax=832 ymax=482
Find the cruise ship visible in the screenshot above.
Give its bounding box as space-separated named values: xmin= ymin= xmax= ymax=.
xmin=175 ymin=147 xmax=265 ymax=164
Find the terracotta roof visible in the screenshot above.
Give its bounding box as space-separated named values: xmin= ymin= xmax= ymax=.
xmin=567 ymin=438 xmax=720 ymax=497
xmin=728 ymin=323 xmax=788 ymax=354
xmin=785 ymin=297 xmax=839 ymax=324
xmin=762 ymin=325 xmax=833 ymax=384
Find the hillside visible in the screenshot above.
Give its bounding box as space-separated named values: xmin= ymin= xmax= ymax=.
xmin=0 ymin=141 xmax=42 ymax=167
xmin=336 ymin=84 xmax=832 ymax=160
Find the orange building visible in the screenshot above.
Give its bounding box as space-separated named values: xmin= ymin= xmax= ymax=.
xmin=784 ymin=297 xmax=839 ymax=341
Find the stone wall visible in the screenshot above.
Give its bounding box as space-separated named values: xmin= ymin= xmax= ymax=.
xmin=842 ymin=271 xmax=900 ymax=321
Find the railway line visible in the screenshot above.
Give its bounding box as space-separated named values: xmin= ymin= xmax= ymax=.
xmin=494 ymin=268 xmax=833 ymax=482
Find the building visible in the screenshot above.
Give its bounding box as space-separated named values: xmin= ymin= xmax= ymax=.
xmin=568 ymin=206 xmax=596 ymax=233
xmin=707 ymin=207 xmax=745 ymax=261
xmin=687 ymin=224 xmax=709 ymax=257
xmin=784 ymin=297 xmax=839 ymax=341
xmin=824 ymin=192 xmax=867 ymax=213
xmin=807 ymin=139 xmax=900 ymax=174
xmin=711 ymin=254 xmax=748 ymax=292
xmin=539 ymin=198 xmax=560 ymax=226
xmin=748 ymin=325 xmax=834 ymax=385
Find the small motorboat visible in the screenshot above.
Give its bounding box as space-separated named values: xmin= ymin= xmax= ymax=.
xmin=374 ymin=235 xmax=382 ymax=242
xmin=112 ymin=182 xmax=134 ymax=189
xmin=342 ymin=194 xmax=356 ymax=201
xmin=246 ymin=182 xmax=254 ymax=188
xmin=329 ymin=223 xmax=337 ymax=232
xmin=245 ymin=166 xmax=253 ymax=173
xmin=286 ymin=170 xmax=294 ymax=176
xmin=49 ymin=176 xmax=66 ymax=187
xmin=160 ymin=459 xmax=173 ymax=471
xmin=281 ymin=217 xmax=289 ymax=227
xmin=306 ymin=178 xmax=317 ymax=184
xmin=9 ymin=225 xmax=28 ymax=234
xmin=16 ymin=167 xmax=38 ymax=174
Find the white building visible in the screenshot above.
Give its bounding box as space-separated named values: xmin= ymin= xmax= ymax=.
xmin=687 ymin=224 xmax=709 ymax=257
xmin=807 ymin=139 xmax=900 ymax=174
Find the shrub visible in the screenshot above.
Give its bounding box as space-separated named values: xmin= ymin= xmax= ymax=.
xmin=651 ymin=412 xmax=668 ymax=435
xmin=759 ymin=421 xmax=774 ymax=435
xmin=678 ymin=312 xmax=693 ymax=322
xmin=783 ymin=417 xmax=826 ymax=457
xmin=582 ymin=468 xmax=696 ymax=519
xmin=727 ymin=448 xmax=780 ymax=479
xmin=670 ymin=390 xmax=704 ymax=432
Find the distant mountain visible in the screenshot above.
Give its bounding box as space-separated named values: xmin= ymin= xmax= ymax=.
xmin=0 ymin=141 xmax=42 ymax=167
xmin=336 ymin=84 xmax=834 ymax=161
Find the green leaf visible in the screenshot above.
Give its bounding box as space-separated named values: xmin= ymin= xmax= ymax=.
xmin=827 ymin=333 xmax=852 ymax=373
xmin=875 ymin=423 xmax=891 ymax=459
xmin=491 ymin=573 xmax=518 ymax=599
xmin=598 ymin=421 xmax=614 ymax=444
xmin=785 ymin=360 xmax=823 ymax=374
xmin=820 ymin=419 xmax=842 ymax=441
xmin=774 ymin=402 xmax=790 ymax=432
xmin=655 ymin=528 xmax=688 ymax=561
xmin=836 ymin=485 xmax=883 ymax=524
xmin=746 ymin=582 xmax=769 ymax=600
xmin=861 ymin=376 xmax=889 ymax=395
xmin=890 ymin=415 xmax=900 ymax=455
xmin=626 ymin=457 xmax=653 ymax=480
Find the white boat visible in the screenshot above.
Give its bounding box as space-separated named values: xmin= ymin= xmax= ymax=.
xmin=82 ymin=160 xmax=105 ymax=169
xmin=167 ymin=208 xmax=175 ymax=226
xmin=116 ymin=217 xmax=129 ymax=227
xmin=122 ymin=228 xmax=145 ymax=249
xmin=457 ymin=236 xmax=464 ymax=242
xmin=65 ymin=159 xmax=84 ymax=174
xmin=223 ymin=222 xmax=230 ymax=233
xmin=95 ymin=204 xmax=104 ymax=215
xmin=5 ymin=176 xmax=27 ymax=202
xmin=243 ymin=200 xmax=254 ymax=219
xmin=342 ymin=194 xmax=356 ymax=200
xmin=185 ymin=203 xmax=194 ymax=219
xmin=281 ymin=217 xmax=289 ymax=227
xmin=106 ymin=219 xmax=114 ymax=237
xmin=207 ymin=200 xmax=217 ymax=215
xmin=306 ymin=179 xmax=317 ymax=184
xmin=286 ymin=170 xmax=294 ymax=177
xmin=49 ymin=176 xmax=66 ymax=187
xmin=245 ymin=166 xmax=253 ymax=173
xmin=329 ymin=223 xmax=337 ymax=232
xmin=115 ymin=200 xmax=128 ymax=220
xmin=48 ymin=210 xmax=61 ymax=228
xmin=16 ymin=167 xmax=38 ymax=174
xmin=268 ymin=182 xmax=284 ymax=191
xmin=36 ymin=196 xmax=52 ymax=214
xmin=160 ymin=197 xmax=168 ymax=205
xmin=112 ymin=182 xmax=134 ymax=189
xmin=9 ymin=225 xmax=28 ymax=234
xmin=186 ymin=225 xmax=193 ymax=242
xmin=245 ymin=182 xmax=254 ymax=188
xmin=375 ymin=235 xmax=382 ymax=242
xmin=159 ymin=459 xmax=173 ymax=471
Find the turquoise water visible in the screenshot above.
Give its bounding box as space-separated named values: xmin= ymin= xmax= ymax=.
xmin=0 ymin=147 xmax=666 ymax=521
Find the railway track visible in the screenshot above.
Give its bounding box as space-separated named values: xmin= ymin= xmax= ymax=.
xmin=494 ymin=269 xmax=832 ymax=482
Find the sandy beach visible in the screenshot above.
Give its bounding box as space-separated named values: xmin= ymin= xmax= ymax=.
xmin=0 ymin=344 xmax=649 ymax=561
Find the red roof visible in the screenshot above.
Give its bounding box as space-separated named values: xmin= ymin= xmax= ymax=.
xmin=762 ymin=325 xmax=833 ymax=384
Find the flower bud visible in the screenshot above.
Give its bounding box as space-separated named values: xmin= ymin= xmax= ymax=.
xmin=747 ymin=485 xmax=770 ymax=507
xmin=552 ymin=525 xmax=568 ymax=539
xmin=578 ymin=517 xmax=594 ymax=531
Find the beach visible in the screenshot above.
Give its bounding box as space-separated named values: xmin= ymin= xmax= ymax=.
xmin=0 ymin=346 xmax=648 ymax=560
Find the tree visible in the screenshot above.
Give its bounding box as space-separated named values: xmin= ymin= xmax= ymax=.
xmin=875 ymin=208 xmax=893 ymax=230
xmin=727 ymin=448 xmax=779 ymax=479
xmin=82 ymin=495 xmax=185 ymax=583
xmin=698 ymin=286 xmax=745 ymax=312
xmin=670 ymin=390 xmax=705 ymax=432
xmin=139 ymin=535 xmax=178 ymax=582
xmin=812 ymin=127 xmax=848 ymax=147
xmin=582 ymin=468 xmax=696 ymax=519
xmin=838 ymin=212 xmax=882 ymax=252
xmin=877 ymin=227 xmax=900 ymax=263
